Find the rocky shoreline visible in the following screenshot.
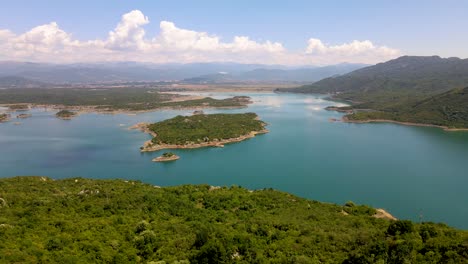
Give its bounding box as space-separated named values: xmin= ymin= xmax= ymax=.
xmin=152 ymin=154 xmax=180 ymax=162
xmin=130 ymin=122 xmax=269 ymax=152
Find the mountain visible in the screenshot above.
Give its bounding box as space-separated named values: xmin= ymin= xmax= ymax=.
xmin=182 ymin=63 xmax=367 ymax=84
xmin=0 ymin=61 xmax=366 ymax=84
xmin=0 ymin=76 xmax=47 ymax=88
xmin=1 ymin=176 xmax=467 ymax=263
xmin=280 ymin=56 xmax=468 ymax=128
xmin=283 ymin=56 xmax=468 ymax=107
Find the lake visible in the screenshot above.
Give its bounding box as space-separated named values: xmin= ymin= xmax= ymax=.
xmin=1 ymin=92 xmax=467 ymax=229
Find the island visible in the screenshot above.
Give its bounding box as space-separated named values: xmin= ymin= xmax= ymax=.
xmin=152 ymin=152 xmax=180 ymax=162
xmin=55 ymin=110 xmax=77 ymax=120
xmin=8 ymin=104 xmax=29 ymax=111
xmin=0 ymin=176 xmax=466 ymax=263
xmin=0 ymin=113 xmax=10 ymax=122
xmin=16 ymin=113 xmax=32 ymax=119
xmin=132 ymin=113 xmax=269 ymax=152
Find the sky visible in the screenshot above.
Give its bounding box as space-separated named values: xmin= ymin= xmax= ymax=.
xmin=0 ymin=0 xmax=467 ymax=65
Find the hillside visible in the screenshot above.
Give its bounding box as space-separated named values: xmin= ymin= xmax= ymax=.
xmin=280 ymin=56 xmax=468 ymax=128
xmin=348 ymin=87 xmax=468 ymax=128
xmin=0 ymin=177 xmax=466 ymax=263
xmin=284 ymin=56 xmax=468 ymax=100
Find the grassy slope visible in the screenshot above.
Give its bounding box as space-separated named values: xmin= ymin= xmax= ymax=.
xmin=148 ymin=113 xmax=266 ymax=145
xmin=0 ymin=177 xmax=467 ymax=263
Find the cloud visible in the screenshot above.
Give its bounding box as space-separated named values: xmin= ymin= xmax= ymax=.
xmin=305 ymin=38 xmax=400 ymax=64
xmin=0 ymin=10 xmax=400 ymax=65
xmin=106 ymin=10 xmax=150 ymax=50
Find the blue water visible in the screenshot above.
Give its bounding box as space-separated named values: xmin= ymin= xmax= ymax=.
xmin=1 ymin=93 xmax=467 ymax=229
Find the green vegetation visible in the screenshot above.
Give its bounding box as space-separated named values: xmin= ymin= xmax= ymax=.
xmin=0 ymin=177 xmax=466 ymax=263
xmin=148 ymin=113 xmax=267 ymax=145
xmin=56 ymin=110 xmax=77 ymax=119
xmin=162 ymin=152 xmax=176 ymax=158
xmin=280 ymin=56 xmax=468 ymax=128
xmin=346 ymin=87 xmax=468 ymax=128
xmin=0 ymin=88 xmax=249 ymax=111
xmin=7 ymin=104 xmax=29 ymax=110
xmin=0 ymin=113 xmax=9 ymax=122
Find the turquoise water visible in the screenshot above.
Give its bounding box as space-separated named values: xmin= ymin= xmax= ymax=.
xmin=1 ymin=93 xmax=467 ymax=229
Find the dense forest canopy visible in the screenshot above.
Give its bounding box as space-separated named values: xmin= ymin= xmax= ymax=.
xmin=0 ymin=177 xmax=466 ymax=263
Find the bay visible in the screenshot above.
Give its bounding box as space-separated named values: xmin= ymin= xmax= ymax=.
xmin=1 ymin=92 xmax=467 ymax=229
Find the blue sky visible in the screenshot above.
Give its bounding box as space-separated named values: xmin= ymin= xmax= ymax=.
xmin=0 ymin=0 xmax=467 ymax=65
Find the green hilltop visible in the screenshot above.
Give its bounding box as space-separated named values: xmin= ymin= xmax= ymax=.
xmin=0 ymin=177 xmax=467 ymax=263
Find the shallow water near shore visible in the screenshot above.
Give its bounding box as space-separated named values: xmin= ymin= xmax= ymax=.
xmin=1 ymin=92 xmax=468 ymax=229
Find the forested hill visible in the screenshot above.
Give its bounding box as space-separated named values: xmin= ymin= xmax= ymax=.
xmin=348 ymin=86 xmax=468 ymax=128
xmin=0 ymin=176 xmax=467 ymax=263
xmin=278 ymin=56 xmax=468 ymax=128
xmin=281 ymin=56 xmax=468 ymax=99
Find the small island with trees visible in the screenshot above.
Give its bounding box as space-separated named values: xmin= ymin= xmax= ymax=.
xmin=16 ymin=113 xmax=32 ymax=119
xmin=55 ymin=110 xmax=77 ymax=120
xmin=0 ymin=113 xmax=10 ymax=123
xmin=132 ymin=113 xmax=268 ymax=152
xmin=152 ymin=152 xmax=180 ymax=162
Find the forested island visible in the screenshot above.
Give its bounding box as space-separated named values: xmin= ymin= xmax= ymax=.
xmin=133 ymin=113 xmax=268 ymax=152
xmin=0 ymin=88 xmax=251 ymax=113
xmin=0 ymin=113 xmax=10 ymax=122
xmin=0 ymin=176 xmax=466 ymax=263
xmin=56 ymin=110 xmax=77 ymax=120
xmin=279 ymin=56 xmax=468 ymax=130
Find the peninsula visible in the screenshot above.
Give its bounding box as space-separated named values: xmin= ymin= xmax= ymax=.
xmin=132 ymin=113 xmax=268 ymax=151
xmin=280 ymin=56 xmax=468 ymax=130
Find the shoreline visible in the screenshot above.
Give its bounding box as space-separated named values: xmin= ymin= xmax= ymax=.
xmin=0 ymin=102 xmax=249 ymax=116
xmin=152 ymin=155 xmax=180 ymax=162
xmin=342 ymin=116 xmax=468 ymax=132
xmin=130 ymin=122 xmax=269 ymax=152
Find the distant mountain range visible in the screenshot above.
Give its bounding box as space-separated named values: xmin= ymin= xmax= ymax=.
xmin=280 ymin=56 xmax=468 ymax=128
xmin=0 ymin=61 xmax=366 ymax=85
xmin=182 ymin=63 xmax=366 ymax=84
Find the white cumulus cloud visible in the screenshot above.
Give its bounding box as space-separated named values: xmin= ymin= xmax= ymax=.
xmin=305 ymin=38 xmax=400 ymax=64
xmin=0 ymin=10 xmax=401 ymax=65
